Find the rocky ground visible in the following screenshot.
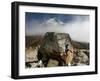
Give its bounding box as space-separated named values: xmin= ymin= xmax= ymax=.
xmin=25 ymin=32 xmax=89 ymax=68
xmin=25 ymin=47 xmax=89 ymax=68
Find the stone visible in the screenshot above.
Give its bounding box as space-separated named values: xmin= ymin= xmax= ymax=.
xmin=47 ymin=59 xmax=59 ymax=67
xmin=79 ymin=51 xmax=89 ymax=63
xmin=37 ymin=32 xmax=73 ymax=67
xmin=72 ymin=50 xmax=89 ymax=66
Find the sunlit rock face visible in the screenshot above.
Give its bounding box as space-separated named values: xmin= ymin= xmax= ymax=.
xmin=55 ymin=32 xmax=73 ymax=52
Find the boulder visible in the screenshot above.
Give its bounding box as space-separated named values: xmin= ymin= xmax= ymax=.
xmin=72 ymin=50 xmax=89 ymax=66
xmin=37 ymin=32 xmax=73 ymax=67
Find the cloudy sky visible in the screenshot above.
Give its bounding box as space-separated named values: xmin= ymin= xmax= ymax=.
xmin=25 ymin=12 xmax=90 ymax=42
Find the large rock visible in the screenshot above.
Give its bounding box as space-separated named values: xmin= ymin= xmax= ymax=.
xmin=25 ymin=47 xmax=38 ymax=62
xmin=37 ymin=32 xmax=73 ymax=67
xmin=72 ymin=50 xmax=89 ymax=66
xmin=79 ymin=50 xmax=89 ymax=64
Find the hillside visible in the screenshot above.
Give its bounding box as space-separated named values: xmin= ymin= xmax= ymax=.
xmin=26 ymin=35 xmax=89 ymax=50
xmin=26 ymin=35 xmax=44 ymax=48
xmin=72 ymin=40 xmax=89 ymax=49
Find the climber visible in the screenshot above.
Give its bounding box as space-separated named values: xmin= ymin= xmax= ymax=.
xmin=65 ymin=44 xmax=73 ymax=66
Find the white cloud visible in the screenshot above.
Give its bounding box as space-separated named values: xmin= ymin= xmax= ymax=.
xmin=26 ymin=17 xmax=90 ymax=42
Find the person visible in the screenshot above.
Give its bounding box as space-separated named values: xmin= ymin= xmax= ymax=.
xmin=65 ymin=44 xmax=73 ymax=66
